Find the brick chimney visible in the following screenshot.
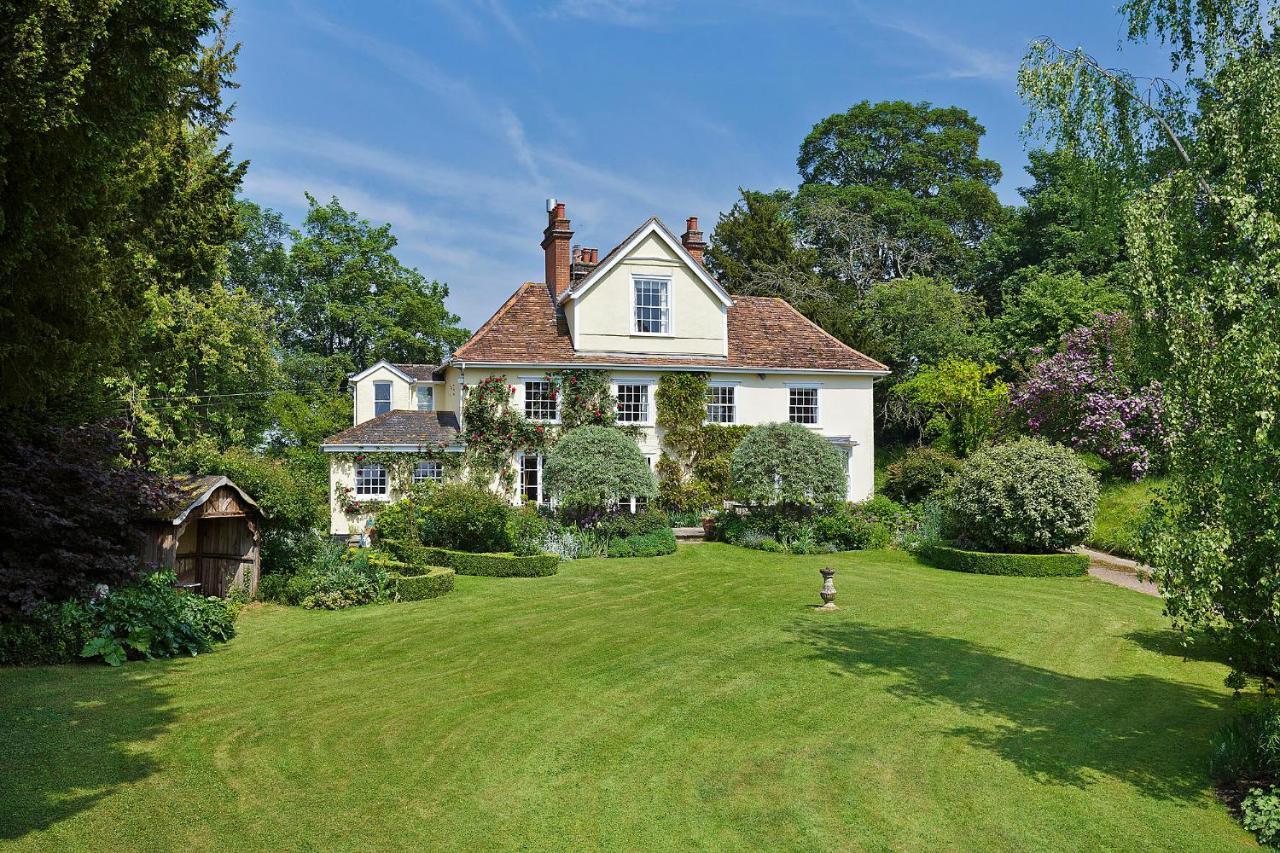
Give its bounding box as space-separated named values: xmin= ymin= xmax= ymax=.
xmin=542 ymin=199 xmax=573 ymax=298
xmin=571 ymin=245 xmax=600 ymax=284
xmin=681 ymin=216 xmax=707 ymax=265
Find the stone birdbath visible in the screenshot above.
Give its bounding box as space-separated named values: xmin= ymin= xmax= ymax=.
xmin=817 ymin=567 xmax=837 ymax=611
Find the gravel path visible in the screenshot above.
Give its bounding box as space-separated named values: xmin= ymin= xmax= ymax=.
xmin=1077 ymin=546 xmax=1161 ymax=597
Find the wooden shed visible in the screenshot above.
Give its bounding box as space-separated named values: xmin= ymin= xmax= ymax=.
xmin=139 ymin=475 xmax=263 ymax=598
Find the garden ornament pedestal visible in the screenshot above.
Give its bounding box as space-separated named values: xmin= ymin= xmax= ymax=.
xmin=817 ymin=567 xmax=837 ymax=611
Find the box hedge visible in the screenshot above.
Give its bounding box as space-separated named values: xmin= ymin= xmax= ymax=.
xmin=919 ymin=543 xmax=1088 ymax=577
xmin=606 ymin=527 xmax=677 ymax=558
xmin=420 ymin=547 xmax=559 ymax=578
xmin=388 ymin=567 xmax=455 ymax=602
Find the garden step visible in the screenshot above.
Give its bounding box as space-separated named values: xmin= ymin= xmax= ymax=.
xmin=673 ymin=526 xmax=705 ymax=542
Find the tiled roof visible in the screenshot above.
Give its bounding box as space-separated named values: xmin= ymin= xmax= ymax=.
xmin=322 ymin=410 xmax=462 ymax=446
xmin=452 ymin=283 xmax=889 ymax=373
xmin=391 ymin=363 xmax=447 ymax=381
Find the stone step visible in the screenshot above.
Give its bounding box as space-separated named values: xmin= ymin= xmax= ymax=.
xmin=673 ymin=526 xmax=706 ymax=542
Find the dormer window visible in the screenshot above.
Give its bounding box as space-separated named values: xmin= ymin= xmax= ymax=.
xmin=373 ymin=381 xmax=392 ymax=416
xmin=633 ymin=277 xmax=670 ymax=335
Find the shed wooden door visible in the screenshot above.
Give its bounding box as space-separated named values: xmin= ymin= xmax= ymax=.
xmin=197 ymin=518 xmax=256 ymax=597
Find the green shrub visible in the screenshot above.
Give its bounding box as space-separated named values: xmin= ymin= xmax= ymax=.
xmin=942 ymin=438 xmax=1098 ymax=553
xmin=543 ymin=425 xmax=656 ymax=514
xmin=0 ymin=600 xmax=94 ymax=666
xmin=882 ymin=447 xmax=962 ymax=504
xmin=1209 ymin=699 xmax=1280 ymax=785
xmin=919 ymin=544 xmax=1088 ymax=577
xmin=813 ymin=506 xmax=891 ymax=551
xmin=374 ymin=498 xmax=427 ymax=548
xmin=256 ymin=573 xmax=290 ymax=604
xmin=732 ymin=422 xmax=847 ymax=508
xmin=507 ymin=503 xmax=551 ymax=556
xmin=388 ymin=568 xmax=455 ymax=601
xmin=79 ymin=571 xmax=239 ymax=666
xmin=594 ymin=508 xmax=670 ymax=539
xmin=420 ymin=547 xmax=559 ymax=577
xmin=606 ymin=527 xmax=677 ymax=558
xmin=419 ymin=483 xmax=512 ymax=553
xmin=281 ymin=543 xmax=391 ymax=610
xmin=1243 ymin=787 xmax=1280 ymax=847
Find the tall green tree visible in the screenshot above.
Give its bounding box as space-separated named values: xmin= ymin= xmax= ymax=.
xmin=705 ymin=189 xmax=808 ymax=290
xmin=0 ymin=1 xmax=244 ymax=420
xmin=1022 ymin=1 xmax=1280 ymax=685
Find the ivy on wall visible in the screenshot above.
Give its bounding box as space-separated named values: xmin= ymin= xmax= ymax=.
xmin=654 ymin=372 xmax=751 ymax=512
xmin=330 ymin=444 xmax=461 ymax=515
xmin=461 ymin=375 xmax=550 ymax=493
xmin=547 ymin=368 xmax=617 ymax=428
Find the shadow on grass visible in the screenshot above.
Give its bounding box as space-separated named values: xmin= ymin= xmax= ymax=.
xmin=0 ymin=665 xmax=175 ymax=840
xmin=792 ymin=621 xmax=1227 ymax=801
xmin=1125 ymin=628 xmax=1231 ymax=667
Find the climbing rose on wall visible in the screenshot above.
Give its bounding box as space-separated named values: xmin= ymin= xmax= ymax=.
xmin=1010 ymin=313 xmax=1165 ymax=479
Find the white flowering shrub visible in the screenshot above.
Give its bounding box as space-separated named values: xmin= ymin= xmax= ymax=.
xmin=942 ymin=438 xmax=1097 ymax=553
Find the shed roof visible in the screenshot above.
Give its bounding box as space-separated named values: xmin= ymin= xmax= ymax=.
xmin=149 ymin=475 xmax=262 ymax=526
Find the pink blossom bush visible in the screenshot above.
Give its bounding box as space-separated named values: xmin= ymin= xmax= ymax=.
xmin=1010 ymin=313 xmax=1165 ymax=479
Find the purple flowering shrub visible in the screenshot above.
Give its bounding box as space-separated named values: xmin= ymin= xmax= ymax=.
xmin=1009 ymin=313 xmax=1165 ymax=479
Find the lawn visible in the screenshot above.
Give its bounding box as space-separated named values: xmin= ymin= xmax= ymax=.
xmin=0 ymin=545 xmax=1252 ymax=851
xmin=1088 ymin=476 xmax=1165 ymax=559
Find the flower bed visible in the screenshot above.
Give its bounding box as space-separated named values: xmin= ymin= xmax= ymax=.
xmin=420 ymin=547 xmax=559 ymax=578
xmin=919 ymin=543 xmax=1088 ymax=577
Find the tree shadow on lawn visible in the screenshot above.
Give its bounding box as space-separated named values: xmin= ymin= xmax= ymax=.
xmin=791 ymin=622 xmax=1227 ymax=802
xmin=0 ymin=665 xmax=176 ymax=840
xmin=1125 ymin=628 xmax=1231 ymax=667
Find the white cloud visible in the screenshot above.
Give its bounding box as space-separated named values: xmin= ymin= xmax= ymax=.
xmin=545 ymin=0 xmax=664 ymax=28
xmin=853 ymin=6 xmax=1017 ymax=83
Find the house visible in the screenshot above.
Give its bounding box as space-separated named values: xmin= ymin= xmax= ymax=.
xmin=321 ymin=201 xmax=889 ymax=536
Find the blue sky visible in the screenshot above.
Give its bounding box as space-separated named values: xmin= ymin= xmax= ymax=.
xmin=227 ymin=1 xmax=1167 ymax=330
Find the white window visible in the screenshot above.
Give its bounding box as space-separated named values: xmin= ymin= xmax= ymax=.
xmin=519 ymin=453 xmax=544 ymax=505
xmin=373 ymin=381 xmax=392 ymax=416
xmin=628 ymin=456 xmax=656 ymax=513
xmin=706 ymin=385 xmax=736 ymax=424
xmin=633 ymin=277 xmax=670 ymax=334
xmin=413 ymin=460 xmax=443 ymax=484
xmin=789 ymin=386 xmax=819 ymax=425
xmin=616 ymin=383 xmax=650 ymax=424
xmin=415 ymin=385 xmax=434 ymax=412
xmin=354 ymin=463 xmax=388 ymax=497
xmin=524 ymin=380 xmax=558 ymax=422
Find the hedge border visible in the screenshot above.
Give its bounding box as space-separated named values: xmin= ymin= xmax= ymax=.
xmin=919 ymin=543 xmax=1088 ymax=577
xmin=606 ymin=528 xmax=678 ymax=558
xmin=420 ymin=547 xmax=559 ymax=578
xmin=388 ymin=567 xmax=456 ymax=601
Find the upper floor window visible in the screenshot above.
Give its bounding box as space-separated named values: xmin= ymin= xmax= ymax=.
xmin=706 ymin=385 xmax=736 ymax=424
xmin=416 ymin=385 xmax=434 ymax=412
xmin=524 ymin=379 xmax=558 ymax=422
xmin=788 ymin=386 xmax=819 ymax=425
xmin=373 ymin=381 xmax=392 ymax=416
xmin=633 ymin=277 xmax=670 ymax=334
xmin=616 ymin=383 xmax=650 ymax=423
xmin=413 ymin=460 xmax=443 ymax=484
xmin=355 ymin=463 xmax=388 ymax=497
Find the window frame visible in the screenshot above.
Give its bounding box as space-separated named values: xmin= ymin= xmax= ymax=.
xmin=372 ymin=381 xmax=393 ymax=417
xmin=523 ymin=378 xmax=559 ymax=423
xmin=412 ymin=460 xmax=444 ymax=485
xmin=626 ymin=454 xmax=657 ymax=514
xmin=517 ymin=452 xmax=546 ymax=506
xmin=354 ymin=462 xmax=389 ymax=498
xmin=787 ymin=385 xmax=820 ymax=426
xmin=632 ymin=275 xmax=672 ymax=336
xmin=614 ymin=381 xmax=653 ymax=425
xmin=705 ymin=383 xmax=737 ymax=425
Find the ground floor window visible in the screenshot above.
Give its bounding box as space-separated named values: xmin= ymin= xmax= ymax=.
xmin=355 ymin=463 xmax=388 ymax=497
xmin=626 ymin=455 xmax=656 ymax=513
xmin=413 ymin=460 xmax=444 ymax=484
xmin=519 ymin=453 xmax=545 ymax=505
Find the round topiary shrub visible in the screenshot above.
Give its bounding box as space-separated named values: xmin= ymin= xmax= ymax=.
xmin=542 ymin=425 xmax=655 ymax=514
xmin=882 ymin=446 xmax=962 ymax=504
xmin=731 ymin=422 xmax=847 ymax=508
xmin=942 ymin=438 xmax=1098 ymax=553
xmin=418 ymin=482 xmax=512 ymax=553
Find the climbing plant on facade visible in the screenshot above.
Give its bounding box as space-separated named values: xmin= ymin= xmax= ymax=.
xmin=655 ymin=372 xmax=750 ymax=511
xmin=461 ymin=376 xmax=549 ymax=492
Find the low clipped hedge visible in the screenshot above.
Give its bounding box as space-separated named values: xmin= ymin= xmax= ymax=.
xmin=388 ymin=568 xmax=455 ymax=602
xmin=420 ymin=547 xmax=559 ymax=578
xmin=919 ymin=543 xmax=1088 ymax=577
xmin=606 ymin=527 xmax=677 ymax=558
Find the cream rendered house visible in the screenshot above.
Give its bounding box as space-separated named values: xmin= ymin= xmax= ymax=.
xmin=322 ymin=201 xmax=889 ymax=536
